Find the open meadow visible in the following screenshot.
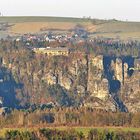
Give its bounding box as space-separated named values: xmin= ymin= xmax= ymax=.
xmin=0 ymin=16 xmax=140 ymax=40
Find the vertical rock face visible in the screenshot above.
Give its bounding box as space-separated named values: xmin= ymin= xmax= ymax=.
xmin=107 ymin=57 xmax=139 ymax=112
xmin=87 ymin=55 xmax=139 ymax=112
xmin=90 ymin=79 xmax=109 ymax=100
xmin=2 ymin=58 xmax=7 ymax=66
xmin=122 ymin=58 xmax=140 ymax=112
xmin=124 ymin=63 xmax=128 ymax=80
xmin=0 ymin=52 xmax=139 ymax=112
xmin=87 ymin=55 xmax=109 ymax=101
xmin=46 ymin=72 xmax=57 ymax=85
xmin=60 ymin=76 xmax=73 ymax=90
xmin=115 ymin=58 xmax=123 ymax=83
xmin=91 ymin=55 xmax=103 ymax=70
xmin=134 ymin=59 xmax=140 ymax=70
xmin=0 ymin=67 xmax=21 ymax=108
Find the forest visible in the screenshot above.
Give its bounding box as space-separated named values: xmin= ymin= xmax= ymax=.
xmin=0 ymin=32 xmax=139 ymax=139
xmin=0 ymin=37 xmax=139 ymax=108
xmin=1 ymin=108 xmax=140 ymax=128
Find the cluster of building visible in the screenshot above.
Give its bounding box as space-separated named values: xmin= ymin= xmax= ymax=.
xmin=15 ymin=31 xmax=86 ymax=45
xmin=33 ymin=47 xmax=70 ymax=56
xmin=14 ymin=32 xmax=85 ymax=56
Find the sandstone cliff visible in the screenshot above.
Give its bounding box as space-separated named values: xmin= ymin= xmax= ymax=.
xmin=0 ymin=50 xmax=140 ymax=112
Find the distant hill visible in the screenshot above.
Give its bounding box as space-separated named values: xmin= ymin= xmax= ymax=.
xmin=0 ymin=16 xmax=91 ymax=23
xmin=0 ymin=16 xmax=140 ymax=40
xmin=93 ymin=20 xmax=140 ymax=40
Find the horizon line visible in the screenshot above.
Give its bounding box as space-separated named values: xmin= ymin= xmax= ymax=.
xmin=0 ymin=15 xmax=140 ymax=22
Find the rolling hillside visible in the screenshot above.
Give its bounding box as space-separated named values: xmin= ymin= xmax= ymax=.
xmin=0 ymin=16 xmax=140 ymax=39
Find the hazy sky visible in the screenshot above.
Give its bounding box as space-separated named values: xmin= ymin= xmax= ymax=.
xmin=0 ymin=0 xmax=140 ymax=21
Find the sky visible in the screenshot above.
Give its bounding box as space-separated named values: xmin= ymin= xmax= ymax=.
xmin=0 ymin=0 xmax=140 ymax=21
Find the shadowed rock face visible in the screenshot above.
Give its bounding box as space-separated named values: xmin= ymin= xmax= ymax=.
xmin=103 ymin=56 xmax=114 ymax=80
xmin=69 ymin=54 xmax=139 ymax=112
xmin=122 ymin=56 xmax=135 ymax=77
xmin=103 ymin=56 xmax=127 ymax=111
xmin=0 ymin=67 xmax=23 ymax=108
xmin=102 ymin=55 xmax=140 ymax=112
xmin=109 ymin=80 xmax=121 ymax=93
xmin=103 ymin=56 xmax=121 ymax=93
xmin=0 ymin=51 xmax=139 ymax=112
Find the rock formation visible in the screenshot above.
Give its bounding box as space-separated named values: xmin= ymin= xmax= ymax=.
xmin=0 ymin=52 xmax=140 ymax=112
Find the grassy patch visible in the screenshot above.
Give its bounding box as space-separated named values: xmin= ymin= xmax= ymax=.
xmin=0 ymin=16 xmax=90 ymax=23
xmin=0 ymin=16 xmax=140 ymax=40
xmin=1 ymin=127 xmax=140 ymax=138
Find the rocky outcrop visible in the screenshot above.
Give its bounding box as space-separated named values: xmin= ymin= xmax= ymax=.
xmin=46 ymin=73 xmax=57 ymax=85
xmin=60 ymin=76 xmax=73 ymax=90
xmin=86 ymin=55 xmax=140 ymax=112
xmin=122 ymin=59 xmax=140 ymax=112
xmin=77 ymin=85 xmax=86 ymax=94
xmin=90 ymin=79 xmax=109 ymax=101
xmin=0 ymin=51 xmax=140 ymax=112
xmin=87 ymin=55 xmax=109 ymax=101
xmin=114 ymin=58 xmax=123 ymax=82
xmin=84 ymin=97 xmax=116 ymax=112
xmin=90 ymin=55 xmax=103 ymax=70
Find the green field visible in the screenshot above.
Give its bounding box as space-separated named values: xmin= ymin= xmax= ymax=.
xmin=0 ymin=127 xmax=140 ymax=138
xmin=0 ymin=16 xmax=91 ymax=23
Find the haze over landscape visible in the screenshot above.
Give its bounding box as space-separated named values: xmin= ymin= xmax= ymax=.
xmin=0 ymin=0 xmax=140 ymax=139
xmin=0 ymin=0 xmax=140 ymax=21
